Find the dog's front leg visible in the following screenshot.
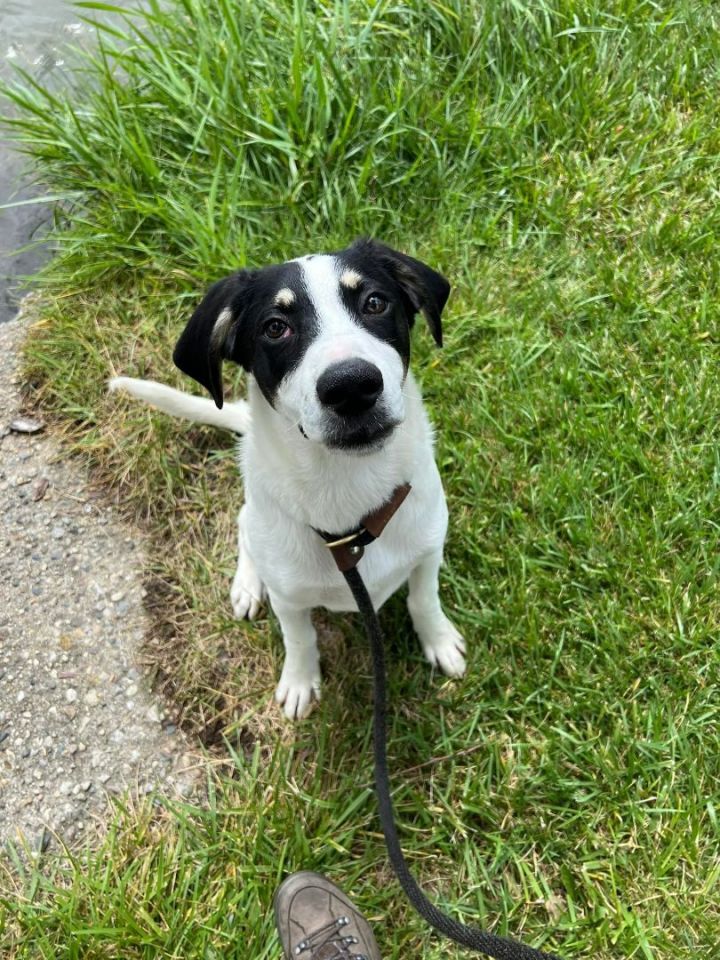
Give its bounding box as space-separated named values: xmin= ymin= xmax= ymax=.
xmin=271 ymin=596 xmax=321 ymax=720
xmin=407 ymin=550 xmax=466 ymax=678
xmin=230 ymin=505 xmax=266 ymax=620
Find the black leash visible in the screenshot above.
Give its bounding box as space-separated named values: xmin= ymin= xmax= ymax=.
xmin=343 ymin=567 xmax=560 ymax=960
xmin=315 ymin=483 xmax=563 ymax=957
xmin=340 ymin=563 xmax=564 ymax=960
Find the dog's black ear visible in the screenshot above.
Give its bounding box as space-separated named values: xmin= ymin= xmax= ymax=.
xmin=362 ymin=239 xmax=450 ymax=347
xmin=173 ymin=271 xmax=253 ymax=409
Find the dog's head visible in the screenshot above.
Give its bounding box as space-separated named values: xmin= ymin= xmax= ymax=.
xmin=173 ymin=239 xmax=450 ymax=453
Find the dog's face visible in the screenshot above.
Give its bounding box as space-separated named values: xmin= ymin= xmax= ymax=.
xmin=173 ymin=239 xmax=450 ymax=453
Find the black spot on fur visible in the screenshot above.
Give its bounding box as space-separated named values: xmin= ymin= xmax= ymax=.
xmin=340 ymin=238 xmax=450 ymax=348
xmin=173 ymin=242 xmax=450 ymax=408
xmin=173 ymin=261 xmax=317 ymax=408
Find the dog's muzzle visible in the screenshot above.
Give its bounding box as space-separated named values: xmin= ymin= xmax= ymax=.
xmin=315 ymin=358 xmax=396 ymax=451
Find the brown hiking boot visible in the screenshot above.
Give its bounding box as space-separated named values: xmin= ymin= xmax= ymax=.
xmin=273 ymin=871 xmax=382 ymax=959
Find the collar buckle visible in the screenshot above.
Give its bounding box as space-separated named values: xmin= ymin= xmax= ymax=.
xmin=323 ymin=528 xmax=367 ymax=551
xmin=315 ymin=482 xmax=412 ymax=573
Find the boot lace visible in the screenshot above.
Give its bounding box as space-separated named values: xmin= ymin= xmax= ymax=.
xmin=293 ymin=914 xmax=367 ymax=959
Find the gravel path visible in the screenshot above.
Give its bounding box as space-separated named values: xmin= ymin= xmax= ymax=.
xmin=0 ymin=303 xmax=199 ymax=854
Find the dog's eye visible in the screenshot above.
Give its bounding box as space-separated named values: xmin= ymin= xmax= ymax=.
xmin=363 ymin=293 xmax=388 ymax=316
xmin=263 ymin=318 xmax=291 ymax=340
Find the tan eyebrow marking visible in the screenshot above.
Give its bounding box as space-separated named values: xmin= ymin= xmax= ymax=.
xmin=274 ymin=287 xmax=295 ymax=307
xmin=339 ymin=269 xmax=363 ymax=289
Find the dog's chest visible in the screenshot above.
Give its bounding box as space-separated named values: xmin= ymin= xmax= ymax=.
xmin=304 ymin=525 xmax=425 ymax=612
xmin=242 ymin=379 xmax=448 ymax=612
xmin=246 ymin=479 xmax=447 ymax=612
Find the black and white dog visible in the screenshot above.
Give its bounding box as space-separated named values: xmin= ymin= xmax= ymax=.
xmin=110 ymin=239 xmax=466 ymax=718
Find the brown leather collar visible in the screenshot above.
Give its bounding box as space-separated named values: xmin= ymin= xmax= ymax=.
xmin=315 ymin=482 xmax=412 ymax=572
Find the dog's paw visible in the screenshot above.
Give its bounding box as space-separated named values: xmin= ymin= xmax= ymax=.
xmin=230 ymin=566 xmax=265 ymax=621
xmin=275 ymin=662 xmax=321 ymax=720
xmin=419 ymin=617 xmax=466 ymax=678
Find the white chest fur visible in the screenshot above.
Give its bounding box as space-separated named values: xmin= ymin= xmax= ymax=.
xmin=240 ymin=373 xmax=448 ymax=611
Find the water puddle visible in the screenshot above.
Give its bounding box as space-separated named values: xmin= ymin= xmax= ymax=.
xmin=1 ymin=1 xmax=134 ymax=321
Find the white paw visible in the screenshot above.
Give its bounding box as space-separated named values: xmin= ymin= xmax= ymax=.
xmin=275 ymin=660 xmax=321 ymax=720
xmin=419 ymin=617 xmax=466 ymax=678
xmin=230 ymin=567 xmax=265 ymax=621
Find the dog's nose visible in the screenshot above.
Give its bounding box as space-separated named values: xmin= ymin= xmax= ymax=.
xmin=316 ymin=359 xmax=384 ymax=416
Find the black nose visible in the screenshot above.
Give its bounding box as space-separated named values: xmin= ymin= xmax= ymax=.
xmin=316 ymin=359 xmax=384 ymax=416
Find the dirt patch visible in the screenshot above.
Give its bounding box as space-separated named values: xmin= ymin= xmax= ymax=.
xmin=0 ymin=303 xmax=202 ymax=855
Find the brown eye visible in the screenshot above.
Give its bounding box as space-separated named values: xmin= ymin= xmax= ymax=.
xmin=363 ymin=293 xmax=388 ymax=315
xmin=264 ymin=318 xmax=291 ymax=340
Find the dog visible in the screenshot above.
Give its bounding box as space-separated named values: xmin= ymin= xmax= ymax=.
xmin=110 ymin=238 xmax=466 ymax=719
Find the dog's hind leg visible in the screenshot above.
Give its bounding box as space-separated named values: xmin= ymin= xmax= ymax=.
xmin=270 ymin=598 xmax=321 ymax=720
xmin=230 ymin=505 xmax=266 ymax=621
xmin=407 ymin=550 xmax=466 ymax=678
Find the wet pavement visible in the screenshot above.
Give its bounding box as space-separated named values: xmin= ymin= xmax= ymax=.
xmin=1 ymin=1 xmax=132 ymax=322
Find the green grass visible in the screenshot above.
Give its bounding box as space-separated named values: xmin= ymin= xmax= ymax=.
xmin=2 ymin=0 xmax=720 ymax=956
